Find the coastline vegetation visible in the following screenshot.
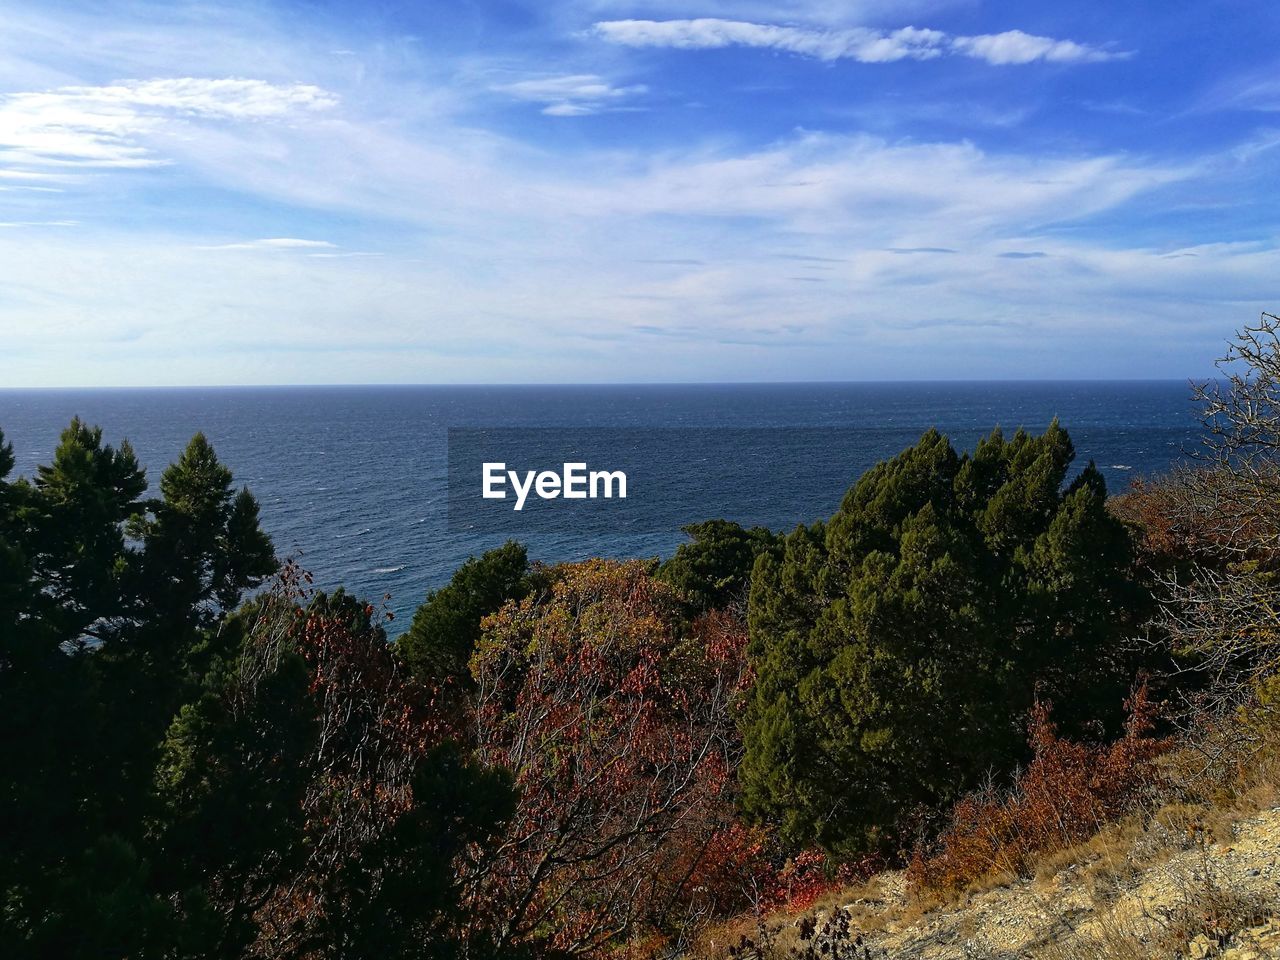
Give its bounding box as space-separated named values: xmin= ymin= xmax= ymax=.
xmin=4 ymin=315 xmax=1280 ymax=958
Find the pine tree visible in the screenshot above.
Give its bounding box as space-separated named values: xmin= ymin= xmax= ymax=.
xmin=398 ymin=540 xmax=531 ymax=684
xmin=740 ymin=422 xmax=1144 ymax=855
xmin=134 ymin=432 xmax=275 ymax=632
xmin=657 ymin=519 xmax=779 ymax=612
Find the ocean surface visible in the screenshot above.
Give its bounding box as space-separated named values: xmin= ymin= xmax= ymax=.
xmin=0 ymin=383 xmax=1203 ymax=636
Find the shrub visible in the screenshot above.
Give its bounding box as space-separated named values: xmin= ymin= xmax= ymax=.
xmin=658 ymin=520 xmax=780 ymax=613
xmin=397 ymin=540 xmax=532 ymax=684
xmin=906 ymin=685 xmax=1170 ymax=895
xmin=465 ymin=560 xmax=758 ymax=956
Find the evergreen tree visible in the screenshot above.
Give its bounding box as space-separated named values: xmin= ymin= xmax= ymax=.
xmin=657 ymin=519 xmax=779 ymax=612
xmin=152 ymin=588 xmax=515 ymax=958
xmin=398 ymin=540 xmax=531 ymax=684
xmin=18 ymin=418 xmax=148 ymax=643
xmin=740 ymin=422 xmax=1144 ymax=855
xmin=0 ymin=423 xmax=277 ymax=958
xmin=133 ymin=432 xmax=276 ymax=633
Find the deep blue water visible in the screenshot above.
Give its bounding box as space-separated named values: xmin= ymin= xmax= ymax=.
xmin=0 ymin=383 xmax=1203 ymax=635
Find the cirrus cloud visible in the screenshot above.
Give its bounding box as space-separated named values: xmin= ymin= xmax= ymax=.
xmin=200 ymin=237 xmax=337 ymax=250
xmin=0 ymin=77 xmax=337 ymax=169
xmin=592 ymin=18 xmax=1129 ymax=66
xmin=494 ymin=73 xmax=648 ymax=115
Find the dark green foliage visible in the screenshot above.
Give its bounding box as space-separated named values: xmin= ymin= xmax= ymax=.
xmin=0 ymin=420 xmax=522 ymax=959
xmin=0 ymin=412 xmax=1162 ymax=956
xmin=310 ymin=743 xmax=516 ymax=960
xmin=131 ymin=433 xmax=276 ymax=632
xmin=658 ymin=519 xmax=779 ymax=612
xmin=398 ymin=540 xmax=531 ymax=683
xmin=150 ymin=624 xmax=315 ymax=954
xmin=16 ymin=418 xmax=148 ymax=643
xmin=0 ymin=421 xmax=278 ymax=958
xmin=148 ymin=590 xmax=517 ymax=959
xmin=740 ymin=422 xmax=1146 ymax=856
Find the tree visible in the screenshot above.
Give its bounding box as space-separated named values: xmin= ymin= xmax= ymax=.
xmin=10 ymin=418 xmax=148 ymax=645
xmin=658 ymin=519 xmax=779 ymax=613
xmin=398 ymin=540 xmax=531 ymax=684
xmin=152 ymin=574 xmax=516 ymax=959
xmin=132 ymin=432 xmax=276 ymax=634
xmin=1147 ymin=312 xmax=1280 ymax=715
xmin=2 ymin=421 xmax=531 ymax=959
xmin=0 ymin=420 xmax=159 ymax=958
xmin=465 ymin=560 xmax=754 ymax=956
xmin=0 ymin=428 xmax=29 ymax=643
xmin=0 ymin=422 xmax=277 ymax=959
xmin=740 ymin=422 xmax=1144 ymax=856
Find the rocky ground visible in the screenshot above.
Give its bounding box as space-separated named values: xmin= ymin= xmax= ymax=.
xmin=789 ymin=805 xmax=1280 ymax=959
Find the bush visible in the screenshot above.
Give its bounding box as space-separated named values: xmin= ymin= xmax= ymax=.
xmin=906 ymin=685 xmax=1170 ymax=895
xmin=658 ymin=520 xmax=780 ymax=613
xmin=397 ymin=540 xmax=532 ymax=684
xmin=466 ymin=560 xmax=757 ymax=956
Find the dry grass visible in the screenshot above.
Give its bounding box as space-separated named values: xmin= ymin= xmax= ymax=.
xmin=1041 ymin=855 xmax=1277 ymax=960
xmin=689 ymin=707 xmax=1280 ymax=960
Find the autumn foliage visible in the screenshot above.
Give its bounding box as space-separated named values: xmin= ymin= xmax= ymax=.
xmin=906 ymin=685 xmax=1171 ymax=894
xmin=463 ymin=560 xmax=759 ymax=956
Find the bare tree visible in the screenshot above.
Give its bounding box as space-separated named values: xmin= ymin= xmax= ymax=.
xmin=1152 ymin=313 xmax=1280 ymax=716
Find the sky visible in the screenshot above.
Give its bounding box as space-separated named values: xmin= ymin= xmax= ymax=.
xmin=0 ymin=0 xmax=1277 ymax=386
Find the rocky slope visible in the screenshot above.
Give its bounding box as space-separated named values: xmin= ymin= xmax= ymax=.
xmin=779 ymin=805 xmax=1280 ymax=959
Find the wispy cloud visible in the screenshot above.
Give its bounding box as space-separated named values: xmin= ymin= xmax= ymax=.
xmin=592 ymin=19 xmax=1128 ymax=66
xmin=1204 ymin=74 xmax=1280 ymax=113
xmin=0 ymin=78 xmax=336 ymax=169
xmin=201 ymin=237 xmax=337 ymax=250
xmin=0 ymin=219 xmax=77 ymax=228
xmin=0 ymin=1 xmax=1269 ymax=386
xmin=494 ymin=73 xmax=647 ymax=115
xmin=950 ymin=31 xmax=1123 ymax=65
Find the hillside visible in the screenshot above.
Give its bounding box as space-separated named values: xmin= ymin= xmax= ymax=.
xmin=706 ymin=773 xmax=1280 ymax=959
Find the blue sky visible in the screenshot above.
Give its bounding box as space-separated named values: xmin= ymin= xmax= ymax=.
xmin=0 ymin=0 xmax=1277 ymax=385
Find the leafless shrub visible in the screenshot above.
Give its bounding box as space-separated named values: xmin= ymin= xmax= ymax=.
xmin=1147 ymin=313 xmax=1280 ymax=717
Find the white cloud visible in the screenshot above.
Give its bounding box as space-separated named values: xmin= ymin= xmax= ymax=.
xmin=58 ymin=78 xmax=336 ymax=118
xmin=1206 ymin=75 xmax=1280 ymax=113
xmin=202 ymin=237 xmax=337 ymax=250
xmin=0 ymin=105 xmax=1208 ymax=380
xmin=542 ymin=102 xmax=596 ymax=117
xmin=0 ymin=3 xmax=1257 ymax=387
xmin=592 ymin=18 xmax=1127 ymax=65
xmin=494 ymin=73 xmax=647 ymax=115
xmin=0 ymin=78 xmax=336 ymax=169
xmin=951 ymin=30 xmax=1125 ymax=66
xmin=579 ymin=1 xmax=942 ymax=28
xmin=592 ymin=19 xmax=942 ymax=62
xmin=561 ymin=133 xmax=1186 ymax=232
xmin=2 ymin=221 xmax=1270 ymax=385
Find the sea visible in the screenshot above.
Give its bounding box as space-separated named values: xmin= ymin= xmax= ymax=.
xmin=0 ymin=382 xmax=1204 ymax=636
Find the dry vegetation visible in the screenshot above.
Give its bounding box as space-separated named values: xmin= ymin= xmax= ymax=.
xmin=693 ymin=717 xmax=1280 ymax=960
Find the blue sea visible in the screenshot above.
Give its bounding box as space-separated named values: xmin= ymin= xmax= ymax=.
xmin=0 ymin=383 xmax=1203 ymax=635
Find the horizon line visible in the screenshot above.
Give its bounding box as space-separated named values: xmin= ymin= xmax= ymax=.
xmin=0 ymin=376 xmax=1206 ymax=391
